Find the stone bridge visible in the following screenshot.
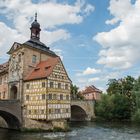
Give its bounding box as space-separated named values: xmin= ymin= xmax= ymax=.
xmin=0 ymin=100 xmax=95 ymax=130
xmin=0 ymin=100 xmax=22 ymax=129
xmin=71 ymin=100 xmax=95 ymax=121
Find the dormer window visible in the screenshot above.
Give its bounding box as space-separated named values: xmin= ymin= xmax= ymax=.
xmin=45 ymin=66 xmax=51 ymax=70
xmin=34 ymin=68 xmax=40 ymax=71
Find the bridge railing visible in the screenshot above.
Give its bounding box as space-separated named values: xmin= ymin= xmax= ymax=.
xmin=0 ymin=99 xmax=20 ymax=103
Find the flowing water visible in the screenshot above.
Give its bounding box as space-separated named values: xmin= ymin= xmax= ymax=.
xmin=0 ymin=122 xmax=140 ymax=140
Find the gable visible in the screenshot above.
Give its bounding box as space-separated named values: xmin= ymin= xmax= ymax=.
xmin=49 ymin=58 xmax=71 ymax=82
xmin=7 ymin=42 xmax=21 ymax=54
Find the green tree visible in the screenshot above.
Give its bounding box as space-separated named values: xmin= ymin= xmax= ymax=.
xmin=131 ymin=77 xmax=140 ymax=122
xmin=70 ymin=84 xmax=79 ymax=100
xmin=107 ymin=79 xmax=121 ymax=95
xmin=107 ymin=76 xmax=135 ymax=97
xmin=121 ymin=76 xmax=135 ymax=98
xmin=95 ymin=94 xmax=131 ymax=121
xmin=111 ymin=94 xmax=131 ymax=120
xmin=95 ymin=94 xmax=114 ymax=120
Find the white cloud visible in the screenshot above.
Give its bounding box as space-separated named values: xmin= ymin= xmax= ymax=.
xmin=106 ymin=0 xmax=133 ymax=25
xmin=0 ymin=0 xmax=94 ymax=29
xmin=88 ymin=77 xmax=100 ymax=82
xmin=94 ymin=0 xmax=140 ymax=70
xmin=83 ymin=67 xmax=101 ymax=75
xmin=0 ymin=22 xmax=27 ymax=60
xmin=83 ymin=4 xmax=95 ymax=16
xmin=0 ymin=0 xmax=94 ymax=62
xmin=42 ymin=29 xmax=70 ymax=45
xmin=77 ymin=67 xmax=101 ymax=76
xmin=53 ymin=48 xmax=63 ymax=60
xmin=104 ymin=71 xmax=120 ymax=81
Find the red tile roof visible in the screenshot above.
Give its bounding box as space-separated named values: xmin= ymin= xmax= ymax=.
xmin=25 ymin=57 xmax=60 ymax=81
xmin=82 ymin=85 xmax=102 ymax=94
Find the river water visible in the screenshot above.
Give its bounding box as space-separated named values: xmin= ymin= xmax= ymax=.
xmin=1 ymin=122 xmax=140 ymax=140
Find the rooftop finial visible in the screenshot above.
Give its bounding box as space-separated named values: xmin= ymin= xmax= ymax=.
xmin=35 ymin=12 xmax=37 ymax=21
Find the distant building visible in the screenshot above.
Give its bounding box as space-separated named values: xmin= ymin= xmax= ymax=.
xmin=0 ymin=13 xmax=71 ymax=121
xmin=81 ymin=85 xmax=102 ymax=101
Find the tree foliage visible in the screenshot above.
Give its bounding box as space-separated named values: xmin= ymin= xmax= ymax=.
xmin=95 ymin=94 xmax=131 ymax=121
xmin=70 ymin=84 xmax=84 ymax=100
xmin=131 ymin=77 xmax=140 ymax=122
xmin=95 ymin=75 xmax=137 ymax=121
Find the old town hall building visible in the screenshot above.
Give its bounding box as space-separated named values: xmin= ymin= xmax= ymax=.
xmin=0 ymin=14 xmax=71 ymax=122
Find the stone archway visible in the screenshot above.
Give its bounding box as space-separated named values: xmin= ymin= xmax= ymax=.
xmin=0 ymin=110 xmax=21 ymax=129
xmin=0 ymin=100 xmax=22 ymax=130
xmin=10 ymin=86 xmax=17 ymax=100
xmin=71 ymin=105 xmax=87 ymax=121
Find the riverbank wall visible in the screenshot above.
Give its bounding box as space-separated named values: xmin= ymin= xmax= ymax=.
xmin=22 ymin=118 xmax=69 ymax=132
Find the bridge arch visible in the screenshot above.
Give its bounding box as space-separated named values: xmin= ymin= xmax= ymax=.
xmin=0 ymin=100 xmax=22 ymax=130
xmin=0 ymin=110 xmax=21 ymax=129
xmin=71 ymin=100 xmax=95 ymax=121
xmin=71 ymin=105 xmax=87 ymax=121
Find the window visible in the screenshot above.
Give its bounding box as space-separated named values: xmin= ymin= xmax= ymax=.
xmin=3 ymin=92 xmax=5 ymax=99
xmin=49 ymin=109 xmax=51 ymax=114
xmin=28 ymin=110 xmax=31 ymax=115
xmin=41 ymin=110 xmax=44 ymax=114
xmin=66 ymin=95 xmax=69 ymax=100
xmin=66 ymin=109 xmax=69 ymax=113
xmin=26 ymin=95 xmax=29 ymax=100
xmin=26 ymin=84 xmax=30 ymax=89
xmin=32 ymin=55 xmax=37 ymax=63
xmin=48 ymin=94 xmax=52 ymax=100
xmin=58 ymin=83 xmax=61 ymax=89
xmin=4 ymin=76 xmax=7 ymax=83
xmin=34 ymin=109 xmax=37 ymax=114
xmin=0 ymin=77 xmax=2 ymax=85
xmin=42 ymin=82 xmax=45 ymax=88
xmin=53 ymin=94 xmax=56 ymax=100
xmin=60 ymin=94 xmax=63 ymax=100
xmin=18 ymin=54 xmax=21 ymax=62
xmin=50 ymin=82 xmax=54 ymax=88
xmin=55 ymin=109 xmax=60 ymax=114
xmin=65 ymin=84 xmax=68 ymax=90
xmin=42 ymin=94 xmax=45 ymax=100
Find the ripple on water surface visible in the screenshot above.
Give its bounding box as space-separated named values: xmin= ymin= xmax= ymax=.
xmin=1 ymin=122 xmax=140 ymax=140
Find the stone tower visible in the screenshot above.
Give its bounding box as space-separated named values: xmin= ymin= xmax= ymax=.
xmin=30 ymin=13 xmax=41 ymax=40
xmin=7 ymin=13 xmax=57 ymax=101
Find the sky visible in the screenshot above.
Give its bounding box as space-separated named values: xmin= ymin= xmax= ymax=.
xmin=0 ymin=0 xmax=140 ymax=92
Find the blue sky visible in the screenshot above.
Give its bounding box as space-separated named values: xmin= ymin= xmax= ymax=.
xmin=0 ymin=0 xmax=140 ymax=91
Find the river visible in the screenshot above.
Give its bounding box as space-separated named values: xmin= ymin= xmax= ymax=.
xmin=0 ymin=122 xmax=140 ymax=140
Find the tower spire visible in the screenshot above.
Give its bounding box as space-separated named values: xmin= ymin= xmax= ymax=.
xmin=30 ymin=13 xmax=41 ymax=40
xmin=35 ymin=12 xmax=37 ymax=21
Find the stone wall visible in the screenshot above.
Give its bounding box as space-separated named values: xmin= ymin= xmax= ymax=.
xmin=0 ymin=117 xmax=8 ymax=128
xmin=0 ymin=73 xmax=8 ymax=100
xmin=23 ymin=47 xmax=52 ymax=79
xmin=24 ymin=118 xmax=52 ymax=131
xmin=23 ymin=118 xmax=68 ymax=131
